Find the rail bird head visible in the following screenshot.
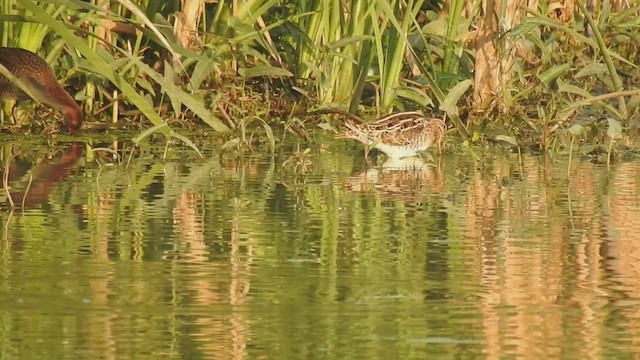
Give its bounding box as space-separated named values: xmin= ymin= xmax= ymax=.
xmin=62 ymin=105 xmax=83 ymax=134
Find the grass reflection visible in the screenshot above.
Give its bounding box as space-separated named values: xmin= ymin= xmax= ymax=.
xmin=2 ymin=141 xmax=640 ymax=358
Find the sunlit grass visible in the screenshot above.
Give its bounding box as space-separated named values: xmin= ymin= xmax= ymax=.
xmin=0 ymin=0 xmax=638 ymax=155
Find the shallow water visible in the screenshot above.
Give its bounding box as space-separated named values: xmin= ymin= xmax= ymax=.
xmin=1 ymin=140 xmax=640 ymax=359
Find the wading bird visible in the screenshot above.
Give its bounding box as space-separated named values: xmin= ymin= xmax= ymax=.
xmin=337 ymin=111 xmax=446 ymax=159
xmin=0 ymin=47 xmax=83 ymax=133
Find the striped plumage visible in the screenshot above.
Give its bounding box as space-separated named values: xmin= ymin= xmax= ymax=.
xmin=338 ymin=111 xmax=446 ymax=159
xmin=0 ymin=47 xmax=83 ymax=133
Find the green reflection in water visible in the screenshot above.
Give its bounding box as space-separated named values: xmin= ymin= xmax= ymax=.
xmin=0 ymin=142 xmax=640 ymax=359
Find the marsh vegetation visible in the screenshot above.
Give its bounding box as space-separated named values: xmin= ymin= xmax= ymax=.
xmin=3 ymin=3 xmax=640 ymax=356
xmin=0 ymin=0 xmax=639 ymax=157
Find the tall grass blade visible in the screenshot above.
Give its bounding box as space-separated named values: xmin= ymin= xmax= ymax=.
xmin=441 ymin=79 xmax=471 ymax=114
xmin=121 ymin=50 xmax=229 ymax=133
xmin=576 ymin=0 xmax=627 ymax=118
xmin=17 ymin=0 xmax=173 ymax=137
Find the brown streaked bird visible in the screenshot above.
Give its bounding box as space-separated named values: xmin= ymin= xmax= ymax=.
xmin=337 ymin=111 xmax=446 ymax=159
xmin=0 ymin=47 xmax=83 ymax=133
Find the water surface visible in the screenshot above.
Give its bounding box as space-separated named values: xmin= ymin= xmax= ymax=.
xmin=1 ymin=141 xmax=639 ymax=359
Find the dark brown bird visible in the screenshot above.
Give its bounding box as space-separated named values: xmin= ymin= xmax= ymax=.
xmin=0 ymin=47 xmax=83 ymax=133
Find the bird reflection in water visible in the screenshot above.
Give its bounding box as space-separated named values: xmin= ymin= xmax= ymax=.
xmin=342 ymin=156 xmax=444 ymax=202
xmin=1 ymin=143 xmax=83 ymax=208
